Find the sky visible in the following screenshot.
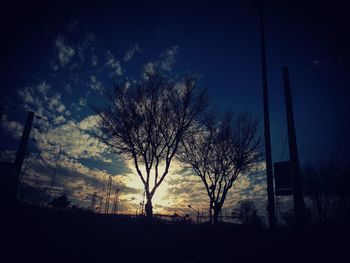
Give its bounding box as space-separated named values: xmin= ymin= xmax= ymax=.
xmin=1 ymin=0 xmax=349 ymax=222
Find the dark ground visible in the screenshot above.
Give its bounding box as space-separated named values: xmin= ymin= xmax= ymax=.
xmin=2 ymin=203 xmax=349 ymax=263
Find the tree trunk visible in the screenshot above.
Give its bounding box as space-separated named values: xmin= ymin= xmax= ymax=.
xmin=145 ymin=197 xmax=153 ymax=218
xmin=213 ymin=207 xmax=220 ymax=224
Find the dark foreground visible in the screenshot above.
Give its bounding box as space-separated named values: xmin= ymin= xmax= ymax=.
xmin=3 ymin=204 xmax=350 ymax=263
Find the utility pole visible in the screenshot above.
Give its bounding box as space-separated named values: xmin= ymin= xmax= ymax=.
xmin=259 ymin=0 xmax=276 ymax=229
xmin=104 ymin=176 xmax=112 ymax=214
xmin=13 ymin=111 xmax=35 ymax=203
xmin=99 ymin=188 xmax=104 ymax=213
xmin=90 ymin=192 xmax=97 ymax=212
xmin=283 ymin=67 xmax=305 ymax=227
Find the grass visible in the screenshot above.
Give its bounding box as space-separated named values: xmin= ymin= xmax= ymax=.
xmin=3 ymin=203 xmax=349 ymax=263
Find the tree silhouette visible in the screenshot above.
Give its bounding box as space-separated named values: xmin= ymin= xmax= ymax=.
xmin=94 ymin=70 xmax=208 ymax=218
xmin=178 ymin=112 xmax=262 ymax=224
xmin=232 ymin=200 xmax=262 ymax=227
xmin=50 ymin=195 xmax=71 ymax=209
xmin=303 ymin=161 xmax=350 ymax=223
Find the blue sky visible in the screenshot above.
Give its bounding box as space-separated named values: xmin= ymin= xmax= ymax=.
xmin=1 ymin=0 xmax=349 ymax=222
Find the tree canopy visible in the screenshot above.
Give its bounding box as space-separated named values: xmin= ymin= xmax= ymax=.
xmin=177 ymin=112 xmax=262 ymax=224
xmin=94 ymin=70 xmax=208 ymax=217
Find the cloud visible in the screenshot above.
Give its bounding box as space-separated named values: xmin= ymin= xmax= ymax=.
xmin=106 ymin=50 xmax=123 ymax=76
xmin=77 ymin=32 xmax=96 ymax=63
xmin=49 ymin=95 xmax=66 ymax=113
xmin=124 ymin=43 xmax=142 ymax=62
xmin=18 ymin=81 xmax=49 ymax=107
xmin=50 ymin=29 xmax=97 ymax=73
xmin=0 ymin=115 xmax=23 ymax=140
xmin=89 ymin=75 xmax=104 ymax=94
xmin=0 ymin=150 xmax=16 ymax=163
xmin=42 ymin=120 xmax=105 ymax=160
xmin=17 ymin=149 xmax=138 ymax=208
xmin=165 ymin=173 xmax=208 ymax=211
xmin=142 ymin=62 xmax=157 ymax=79
xmin=91 ymin=54 xmax=98 ymax=66
xmin=79 ymin=115 xmax=98 ymax=130
xmin=79 ymin=97 xmax=87 ymax=106
xmin=11 ymin=111 xmax=128 ymax=207
xmin=141 ymin=46 xmax=179 ymax=79
xmin=54 ymin=35 xmax=75 ymax=67
xmin=9 ymin=27 xmax=270 ymax=216
xmin=6 ymin=28 xmax=157 ymax=211
xmin=18 ymin=81 xmax=67 ymax=124
xmin=160 ymin=46 xmax=179 ymax=71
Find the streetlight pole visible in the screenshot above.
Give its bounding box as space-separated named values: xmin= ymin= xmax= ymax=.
xmin=283 ymin=67 xmax=305 ymax=227
xmin=12 ymin=111 xmax=35 ymax=205
xmin=259 ymin=0 xmax=276 ymax=229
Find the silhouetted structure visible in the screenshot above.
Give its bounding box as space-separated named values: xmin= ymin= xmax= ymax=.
xmin=112 ymin=189 xmax=120 ymax=214
xmin=14 ymin=111 xmax=35 ymax=190
xmin=188 ymin=205 xmax=201 ymax=224
xmin=303 ymin=161 xmax=350 ymax=223
xmin=232 ymin=200 xmax=263 ymax=227
xmin=99 ymin=188 xmax=104 ymax=213
xmin=259 ymin=1 xmax=276 ymax=229
xmin=104 ymin=176 xmax=112 ymax=214
xmin=274 ymin=161 xmax=293 ymax=196
xmin=90 ymin=192 xmax=98 ymax=211
xmin=283 ymin=67 xmax=306 ymax=226
xmin=50 ymin=194 xmax=70 ymax=208
xmin=0 ymin=111 xmax=35 ymax=207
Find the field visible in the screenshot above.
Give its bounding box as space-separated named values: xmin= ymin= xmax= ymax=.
xmin=3 ymin=203 xmax=349 ymax=263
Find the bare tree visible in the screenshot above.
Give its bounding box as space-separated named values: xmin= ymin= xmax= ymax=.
xmin=178 ymin=112 xmax=262 ymax=224
xmin=303 ymin=161 xmax=350 ymax=223
xmin=93 ymin=70 xmax=208 ymax=218
xmin=232 ymin=200 xmax=262 ymax=227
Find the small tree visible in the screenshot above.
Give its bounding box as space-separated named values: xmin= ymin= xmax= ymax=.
xmin=232 ymin=200 xmax=262 ymax=227
xmin=178 ymin=112 xmax=262 ymax=224
xmin=94 ymin=70 xmax=208 ymax=218
xmin=303 ymin=161 xmax=350 ymax=223
xmin=50 ymin=195 xmax=70 ymax=209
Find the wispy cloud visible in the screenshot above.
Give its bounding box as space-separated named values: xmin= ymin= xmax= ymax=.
xmin=142 ymin=62 xmax=157 ymax=79
xmin=160 ymin=46 xmax=179 ymax=71
xmin=77 ymin=32 xmax=96 ymax=63
xmin=79 ymin=97 xmax=87 ymax=107
xmin=89 ymin=75 xmax=104 ymax=94
xmin=0 ymin=114 xmax=24 ymax=140
xmin=18 ymin=81 xmax=66 ymax=124
xmin=141 ymin=46 xmax=179 ymax=79
xmin=54 ymin=35 xmax=75 ymax=67
xmin=124 ymin=43 xmax=142 ymax=62
xmin=91 ymin=54 xmax=98 ymax=66
xmin=106 ymin=50 xmax=123 ymax=76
